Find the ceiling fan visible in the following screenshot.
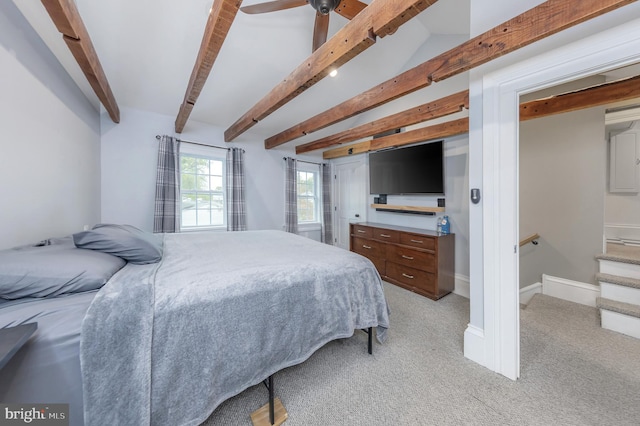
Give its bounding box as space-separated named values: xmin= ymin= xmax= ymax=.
xmin=240 ymin=0 xmax=368 ymax=52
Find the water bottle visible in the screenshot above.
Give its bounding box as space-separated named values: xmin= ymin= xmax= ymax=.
xmin=436 ymin=216 xmax=442 ymax=234
xmin=441 ymin=215 xmax=450 ymax=235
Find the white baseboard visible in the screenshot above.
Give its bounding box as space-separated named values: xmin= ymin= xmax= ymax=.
xmin=519 ymin=282 xmax=542 ymax=305
xmin=454 ymin=274 xmax=470 ymax=299
xmin=453 ymin=275 xmax=543 ymax=302
xmin=476 ymin=276 xmax=603 ymax=307
xmin=542 ymin=274 xmax=599 ymax=307
xmin=463 ymin=324 xmax=488 ymax=369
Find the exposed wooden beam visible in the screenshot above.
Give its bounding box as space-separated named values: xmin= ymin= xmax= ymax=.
xmin=323 ymin=117 xmax=469 ymax=159
xmin=41 ymin=0 xmax=120 ymax=123
xmin=271 ymin=0 xmax=636 ymax=147
xmin=294 ymin=90 xmax=469 ymax=154
xmin=224 ymin=0 xmax=439 ymax=142
xmin=271 ymin=62 xmax=438 ymax=148
xmin=322 ymin=74 xmax=640 ymax=160
xmin=175 ymin=0 xmax=244 ymax=133
xmin=520 ymin=75 xmax=640 ymax=121
xmin=429 ymin=0 xmax=637 ymax=82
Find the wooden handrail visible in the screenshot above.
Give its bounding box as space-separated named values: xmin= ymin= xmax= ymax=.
xmin=519 ymin=233 xmax=540 ymax=247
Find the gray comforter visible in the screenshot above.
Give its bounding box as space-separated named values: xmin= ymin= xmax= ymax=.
xmin=81 ymin=230 xmax=389 ymax=425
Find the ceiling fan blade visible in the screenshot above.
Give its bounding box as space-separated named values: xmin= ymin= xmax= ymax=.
xmin=240 ymin=0 xmax=308 ymax=14
xmin=312 ymin=12 xmax=329 ymax=52
xmin=334 ymin=0 xmax=367 ymax=20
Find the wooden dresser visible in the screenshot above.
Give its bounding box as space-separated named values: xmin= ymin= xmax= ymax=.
xmin=350 ymin=222 xmax=455 ymax=300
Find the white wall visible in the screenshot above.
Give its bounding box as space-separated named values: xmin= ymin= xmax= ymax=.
xmin=101 ymin=107 xmax=323 ymax=233
xmin=519 ymin=107 xmax=606 ymax=287
xmin=349 ymin=34 xmax=470 ymax=126
xmin=471 ymin=0 xmax=545 ymax=36
xmin=464 ymin=0 xmax=640 ymax=379
xmin=466 ymin=0 xmax=640 ymax=377
xmin=365 ymin=133 xmax=470 ymax=277
xmin=342 ymin=33 xmax=472 ymax=279
xmin=0 ymin=2 xmax=100 ymax=249
xmin=468 ymin=0 xmax=640 ymax=326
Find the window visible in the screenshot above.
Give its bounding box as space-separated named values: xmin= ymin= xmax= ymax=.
xmin=297 ymin=167 xmax=320 ymax=224
xmin=180 ymin=153 xmax=226 ymax=230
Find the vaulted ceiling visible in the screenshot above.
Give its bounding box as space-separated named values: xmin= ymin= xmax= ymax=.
xmin=13 ymin=0 xmax=470 ymax=145
xmin=14 ymin=0 xmax=640 ymax=155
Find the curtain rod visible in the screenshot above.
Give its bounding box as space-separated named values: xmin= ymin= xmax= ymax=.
xmin=283 ymin=157 xmax=325 ymax=166
xmin=156 ymin=135 xmax=244 ymax=152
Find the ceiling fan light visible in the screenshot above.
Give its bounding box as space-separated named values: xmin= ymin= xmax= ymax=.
xmin=310 ymin=0 xmax=341 ymax=15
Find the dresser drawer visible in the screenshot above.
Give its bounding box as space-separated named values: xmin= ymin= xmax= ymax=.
xmin=352 ymin=225 xmax=372 ymax=238
xmin=386 ymin=245 xmax=435 ymax=272
xmin=348 ymin=223 xmax=454 ymax=301
xmin=399 ymin=233 xmax=435 ymax=250
xmin=368 ymin=257 xmax=386 ymax=276
xmin=352 ymin=237 xmax=385 ymax=259
xmin=386 ymin=262 xmax=435 ymax=294
xmin=372 ymin=228 xmax=400 ymax=243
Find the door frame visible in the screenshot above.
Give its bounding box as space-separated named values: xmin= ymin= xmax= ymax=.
xmin=331 ymin=155 xmax=368 ymax=249
xmin=466 ymin=18 xmax=640 ymax=380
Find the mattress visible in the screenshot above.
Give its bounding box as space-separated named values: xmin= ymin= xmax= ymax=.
xmin=81 ymin=230 xmax=389 ymax=425
xmin=0 ymin=291 xmax=97 ymax=426
xmin=1 ymin=229 xmax=390 ymax=426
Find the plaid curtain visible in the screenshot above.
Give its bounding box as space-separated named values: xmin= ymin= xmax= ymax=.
xmin=284 ymin=157 xmax=298 ymax=234
xmin=321 ymin=163 xmax=333 ymax=244
xmin=226 ymin=148 xmax=247 ymax=231
xmin=153 ymin=135 xmax=180 ymax=233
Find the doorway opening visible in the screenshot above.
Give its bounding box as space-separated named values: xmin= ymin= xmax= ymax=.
xmin=517 ymin=62 xmax=640 ymax=379
xmin=468 ymin=18 xmax=640 ymax=380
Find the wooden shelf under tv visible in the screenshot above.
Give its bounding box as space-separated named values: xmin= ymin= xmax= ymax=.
xmin=371 ymin=204 xmax=445 ymax=215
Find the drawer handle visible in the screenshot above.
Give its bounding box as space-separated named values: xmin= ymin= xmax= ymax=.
xmin=410 ymin=239 xmax=423 ymax=244
xmin=380 ymin=234 xmax=391 ymax=238
xmin=357 ymin=230 xmax=366 ymax=233
xmin=401 ymin=255 xmax=414 ymax=260
xmin=402 ymin=273 xmax=415 ymax=279
xmin=362 ymin=245 xmax=372 ymax=249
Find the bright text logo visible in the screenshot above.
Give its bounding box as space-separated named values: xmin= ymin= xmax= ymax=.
xmin=0 ymin=404 xmax=68 ymax=426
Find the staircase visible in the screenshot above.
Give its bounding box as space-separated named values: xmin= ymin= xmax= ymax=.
xmin=595 ymin=244 xmax=640 ymax=339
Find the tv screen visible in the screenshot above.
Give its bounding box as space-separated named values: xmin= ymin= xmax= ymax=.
xmin=369 ymin=141 xmax=444 ymax=195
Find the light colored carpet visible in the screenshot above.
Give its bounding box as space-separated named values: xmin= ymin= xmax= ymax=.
xmin=598 ymin=243 xmax=640 ymax=265
xmin=201 ymin=285 xmax=640 ymax=425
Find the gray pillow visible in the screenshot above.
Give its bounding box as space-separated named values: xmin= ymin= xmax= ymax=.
xmin=0 ymin=239 xmax=126 ymax=300
xmin=73 ymin=224 xmax=163 ymax=264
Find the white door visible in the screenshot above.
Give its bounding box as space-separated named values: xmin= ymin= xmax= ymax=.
xmin=334 ymin=158 xmax=367 ymax=250
xmin=609 ymin=131 xmax=639 ymax=193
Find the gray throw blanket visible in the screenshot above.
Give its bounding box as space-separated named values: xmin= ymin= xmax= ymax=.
xmin=81 ymin=230 xmax=389 ymax=425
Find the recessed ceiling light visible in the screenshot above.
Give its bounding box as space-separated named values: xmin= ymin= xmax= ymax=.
xmin=329 ymin=69 xmax=338 ymax=77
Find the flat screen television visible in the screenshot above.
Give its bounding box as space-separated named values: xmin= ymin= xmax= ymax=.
xmin=369 ymin=141 xmax=444 ymax=195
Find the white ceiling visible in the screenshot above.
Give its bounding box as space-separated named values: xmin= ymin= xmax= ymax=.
xmin=12 ymin=0 xmax=470 ymax=145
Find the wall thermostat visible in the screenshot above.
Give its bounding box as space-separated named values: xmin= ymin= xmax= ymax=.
xmin=471 ymin=188 xmax=481 ymax=204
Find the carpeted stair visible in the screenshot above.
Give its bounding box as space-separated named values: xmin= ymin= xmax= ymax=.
xmin=595 ymin=248 xmax=640 ymax=339
xmin=596 ymin=296 xmax=640 ymax=318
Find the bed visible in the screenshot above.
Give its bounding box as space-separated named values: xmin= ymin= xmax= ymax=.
xmin=0 ymin=226 xmax=389 ymax=426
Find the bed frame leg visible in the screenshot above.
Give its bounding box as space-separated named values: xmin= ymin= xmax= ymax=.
xmin=360 ymin=327 xmax=373 ymax=354
xmin=250 ymin=374 xmax=288 ymax=426
xmin=268 ymin=375 xmax=274 ymax=424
